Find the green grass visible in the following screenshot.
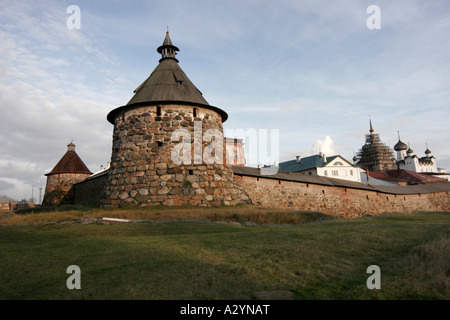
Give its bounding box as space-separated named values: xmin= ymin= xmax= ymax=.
xmin=0 ymin=204 xmax=331 ymax=225
xmin=0 ymin=209 xmax=448 ymax=300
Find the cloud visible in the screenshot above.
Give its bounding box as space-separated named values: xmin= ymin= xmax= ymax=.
xmin=0 ymin=177 xmax=39 ymax=202
xmin=0 ymin=1 xmax=122 ymax=200
xmin=0 ymin=179 xmax=15 ymax=192
xmin=312 ymin=135 xmax=340 ymax=156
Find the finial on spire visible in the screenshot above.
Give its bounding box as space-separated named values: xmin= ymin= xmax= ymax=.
xmin=369 ymin=117 xmax=374 ymax=133
xmin=166 ymin=26 xmax=169 ymax=35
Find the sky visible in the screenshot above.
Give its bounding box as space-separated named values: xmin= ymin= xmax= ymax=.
xmin=0 ymin=0 xmax=449 ymax=202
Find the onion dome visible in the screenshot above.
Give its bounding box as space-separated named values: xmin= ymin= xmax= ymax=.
xmin=394 ymin=140 xmax=408 ymax=151
xmin=394 ymin=132 xmax=408 ymax=151
xmin=406 ymin=142 xmax=413 ymax=155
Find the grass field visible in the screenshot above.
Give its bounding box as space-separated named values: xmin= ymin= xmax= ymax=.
xmin=0 ymin=206 xmax=448 ymax=300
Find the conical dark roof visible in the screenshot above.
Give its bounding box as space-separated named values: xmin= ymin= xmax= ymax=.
xmin=107 ymin=32 xmax=228 ymax=124
xmin=127 ymin=58 xmax=211 ymax=107
xmin=46 ymin=143 xmax=92 ymax=176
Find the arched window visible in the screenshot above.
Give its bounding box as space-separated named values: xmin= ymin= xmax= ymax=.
xmin=334 ymin=162 xmax=343 ymax=166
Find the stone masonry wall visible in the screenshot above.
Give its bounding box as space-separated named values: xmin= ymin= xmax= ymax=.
xmin=101 ymin=104 xmax=250 ymax=207
xmin=43 ymin=173 xmax=91 ymax=206
xmin=73 ymin=172 xmax=108 ymax=207
xmin=235 ymin=175 xmax=450 ymax=218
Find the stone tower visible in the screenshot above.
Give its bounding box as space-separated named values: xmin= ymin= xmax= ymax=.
xmin=43 ymin=142 xmax=92 ymax=206
xmin=101 ymin=32 xmax=250 ymax=207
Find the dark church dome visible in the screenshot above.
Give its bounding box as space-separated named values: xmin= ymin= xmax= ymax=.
xmin=394 ymin=139 xmax=408 ymax=151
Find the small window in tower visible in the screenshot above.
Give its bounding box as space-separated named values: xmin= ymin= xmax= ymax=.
xmin=156 ymin=106 xmax=162 ymax=116
xmin=193 ymin=108 xmax=198 ymax=118
xmin=173 ymin=71 xmax=184 ymax=85
xmin=157 ymin=141 xmax=162 ymax=147
xmin=189 ymin=170 xmax=193 ymax=175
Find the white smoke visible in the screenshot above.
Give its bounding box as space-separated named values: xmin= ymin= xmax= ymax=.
xmin=312 ymin=135 xmax=339 ymax=156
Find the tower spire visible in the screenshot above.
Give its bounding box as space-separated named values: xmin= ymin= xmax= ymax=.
xmin=369 ymin=118 xmax=374 ymax=133
xmin=157 ymin=29 xmax=179 ymax=62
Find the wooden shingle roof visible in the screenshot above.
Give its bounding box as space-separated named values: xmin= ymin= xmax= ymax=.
xmin=45 ymin=143 xmax=92 ymax=176
xmin=127 ymin=58 xmax=211 ymax=107
xmin=107 ymin=32 xmax=228 ymax=124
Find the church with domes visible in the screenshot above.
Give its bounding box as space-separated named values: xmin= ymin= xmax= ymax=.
xmin=394 ymin=134 xmax=441 ymax=174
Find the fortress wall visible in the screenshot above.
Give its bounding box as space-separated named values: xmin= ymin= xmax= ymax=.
xmin=72 ymin=172 xmax=108 ymax=207
xmin=43 ymin=173 xmax=92 ymax=206
xmin=234 ymin=175 xmax=450 ymax=218
xmin=71 ymin=166 xmax=449 ymax=215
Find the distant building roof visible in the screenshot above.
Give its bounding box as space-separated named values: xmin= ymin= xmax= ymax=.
xmin=0 ymin=195 xmax=18 ymax=204
xmin=46 ymin=142 xmax=92 ymax=176
xmin=367 ymin=171 xmax=403 ymax=182
xmin=279 ymin=154 xmax=345 ymax=172
xmin=368 ymin=169 xmax=446 ymax=184
xmin=107 ymin=31 xmax=228 ymax=124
